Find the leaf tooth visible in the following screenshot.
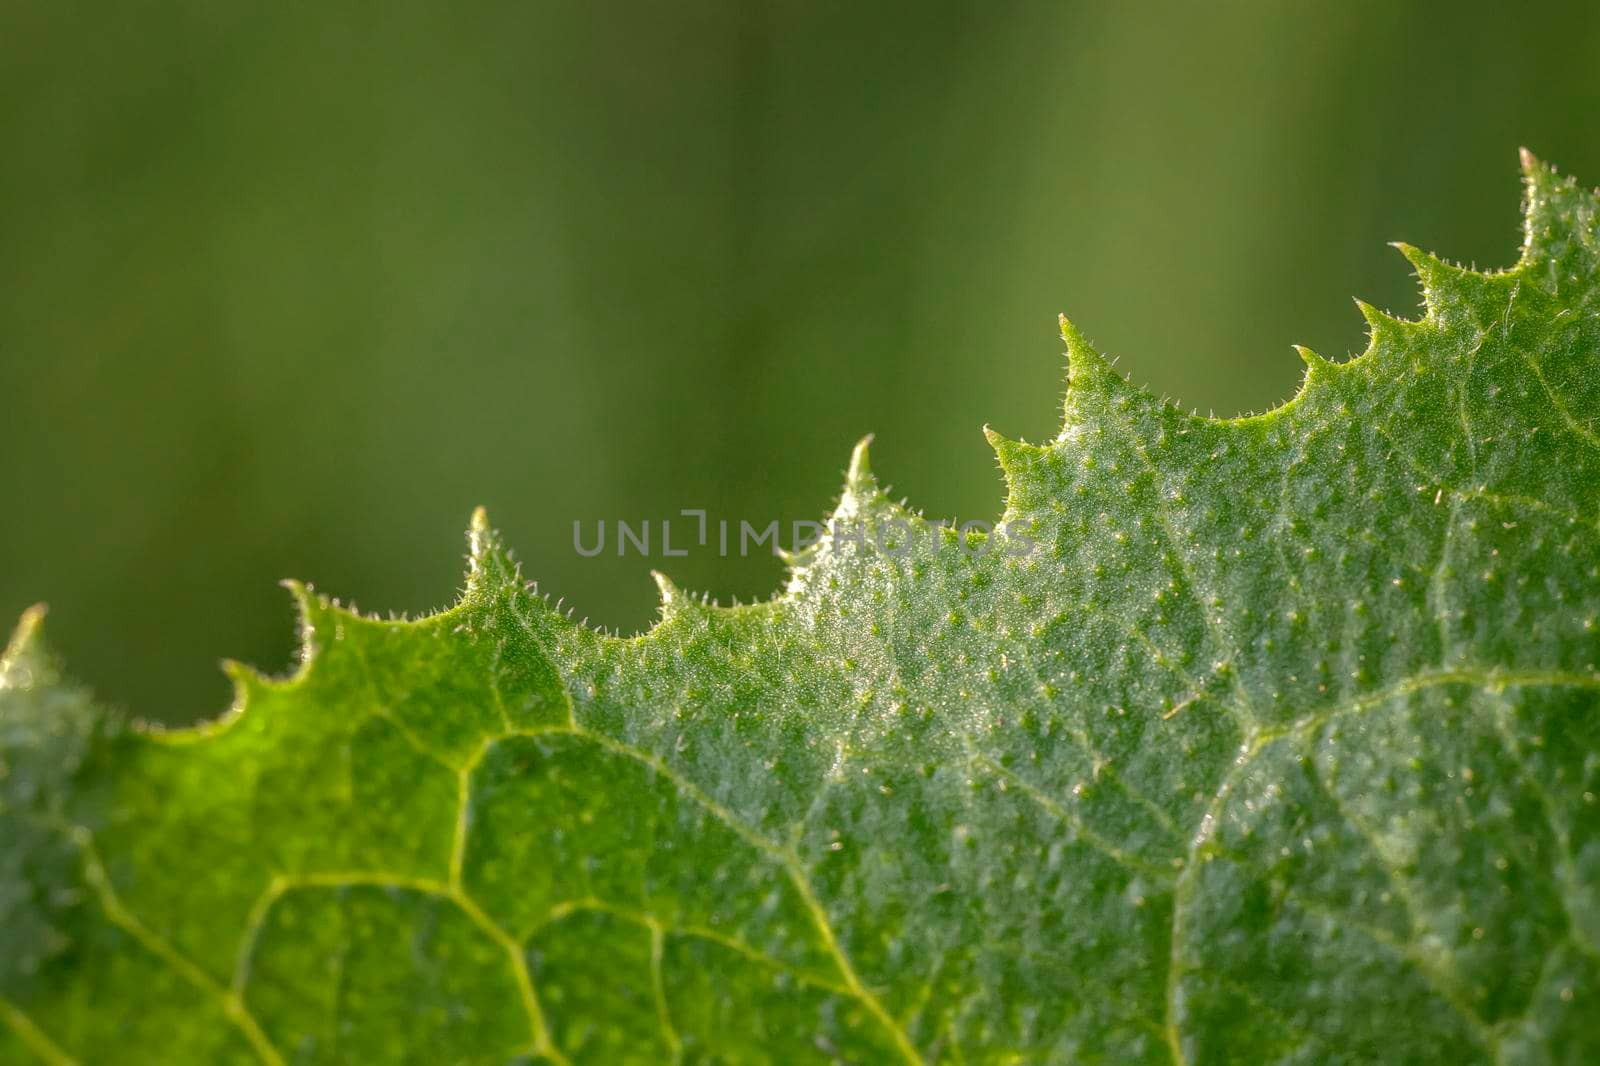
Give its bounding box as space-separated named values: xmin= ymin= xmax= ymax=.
xmin=2 ymin=601 xmax=45 ymax=656
xmin=465 ymin=506 xmax=521 ymax=598
xmin=1057 ymin=311 xmax=1164 ymax=436
xmin=846 ymin=434 xmax=875 ymax=492
xmin=830 ymin=433 xmax=921 ymax=538
xmin=219 ymin=657 xmax=272 ymax=705
xmin=1390 ymin=241 xmax=1479 ymax=319
xmin=279 ymin=578 xmax=338 ymax=668
xmin=1058 ymin=312 xmax=1105 ymax=383
xmin=832 ymin=433 xmax=887 ymax=525
xmin=1518 ymin=146 xmax=1600 ymax=278
xmin=983 ymin=424 xmax=1050 ymax=524
xmin=1353 ymin=298 xmax=1407 ymax=340
xmin=651 ymin=569 xmax=687 ymax=617
xmin=1059 ymin=312 xmax=1142 ymax=400
xmin=1292 ymin=345 xmax=1334 ymax=374
xmin=985 ymin=421 xmax=1036 ymax=478
xmin=1390 ymin=240 xmax=1449 ymax=285
xmin=1 ymin=603 xmax=55 ymax=691
xmin=468 ymin=504 xmax=495 ymax=554
xmin=280 ymin=576 xmax=314 ymax=612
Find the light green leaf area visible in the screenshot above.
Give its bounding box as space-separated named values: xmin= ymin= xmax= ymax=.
xmin=4 ymin=155 xmax=1600 ymax=1066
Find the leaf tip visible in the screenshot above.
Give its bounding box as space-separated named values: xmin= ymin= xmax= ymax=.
xmin=1355 ymin=294 xmax=1404 ymax=329
xmin=651 ymin=569 xmax=685 ymax=614
xmin=984 ymin=422 xmax=1032 ymax=468
xmin=847 ymin=433 xmax=876 ymax=490
xmin=279 ymin=577 xmax=313 ymax=609
xmin=1389 ymin=240 xmax=1476 ymax=315
xmin=1389 ymin=239 xmax=1425 ymax=270
xmin=1 ymin=603 xmax=52 ymax=690
xmin=1059 ymin=312 xmax=1113 ymax=382
xmin=220 ymin=656 xmax=271 ymax=697
xmin=466 ymin=507 xmax=520 ymax=597
xmin=279 ymin=579 xmax=332 ymax=667
xmin=1057 ymin=312 xmax=1090 ymax=360
xmin=1058 ymin=312 xmax=1139 ymax=433
xmin=1517 ymin=147 xmax=1599 ymax=281
xmin=467 ymin=505 xmax=498 ymax=562
xmin=1292 ymin=345 xmax=1332 ymax=372
xmin=5 ymin=601 xmax=47 ymax=652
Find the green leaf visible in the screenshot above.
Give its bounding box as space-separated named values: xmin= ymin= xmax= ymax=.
xmin=4 ymin=151 xmax=1599 ymax=1064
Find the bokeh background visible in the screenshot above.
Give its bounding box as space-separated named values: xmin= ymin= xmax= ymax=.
xmin=6 ymin=2 xmax=1600 ymax=724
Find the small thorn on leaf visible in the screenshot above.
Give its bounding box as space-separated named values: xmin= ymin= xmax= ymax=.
xmin=279 ymin=578 xmax=316 ymax=610
xmin=1389 ymin=241 xmax=1430 ymax=270
xmin=1058 ymin=313 xmax=1109 ymax=380
xmin=847 ymin=434 xmax=875 ymax=486
xmin=220 ymin=658 xmax=255 ymax=684
xmin=1293 ymin=345 xmax=1332 ymax=372
xmin=651 ymin=570 xmax=681 ymax=604
xmin=2 ymin=603 xmax=50 ymax=672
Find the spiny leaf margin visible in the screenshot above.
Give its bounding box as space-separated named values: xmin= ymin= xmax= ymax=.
xmin=2 ymin=151 xmax=1599 ymax=1064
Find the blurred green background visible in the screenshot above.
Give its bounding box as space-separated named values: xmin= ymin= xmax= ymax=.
xmin=5 ymin=2 xmax=1600 ymax=724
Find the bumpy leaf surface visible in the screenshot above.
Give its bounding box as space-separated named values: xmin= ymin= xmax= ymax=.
xmin=3 ymin=155 xmax=1600 ymax=1065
